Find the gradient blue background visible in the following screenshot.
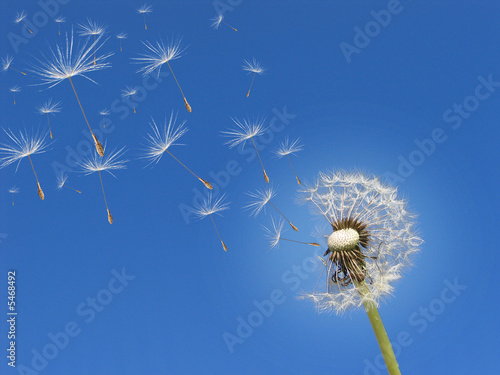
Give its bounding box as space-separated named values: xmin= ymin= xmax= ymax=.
xmin=1 ymin=1 xmax=499 ymax=374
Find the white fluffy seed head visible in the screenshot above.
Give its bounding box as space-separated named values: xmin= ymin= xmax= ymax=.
xmin=327 ymin=229 xmax=359 ymax=252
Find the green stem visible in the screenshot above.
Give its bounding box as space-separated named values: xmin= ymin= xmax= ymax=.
xmin=356 ymin=280 xmax=401 ymax=375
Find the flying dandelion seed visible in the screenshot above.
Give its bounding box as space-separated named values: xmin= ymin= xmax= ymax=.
xmin=8 ymin=187 xmax=19 ymax=206
xmin=0 ymin=129 xmax=49 ymax=201
xmin=37 ymin=99 xmax=61 ymax=139
xmin=141 ymin=113 xmax=213 ymax=189
xmin=264 ymin=217 xmax=319 ymax=249
xmin=242 ymin=58 xmax=266 ymax=97
xmin=56 ymin=173 xmax=81 ymax=194
xmin=116 ymin=32 xmax=128 ymax=52
xmin=210 ymin=13 xmax=238 ymax=32
xmin=14 ymin=10 xmax=33 ymax=34
xmin=78 ymin=146 xmax=127 ymax=224
xmin=30 ymin=29 xmax=113 ymax=157
xmin=9 ymin=85 xmax=21 ymax=105
xmin=54 ymin=16 xmax=66 ymax=36
xmin=222 ymin=117 xmax=269 ymax=183
xmin=121 ymin=86 xmax=138 ymax=114
xmin=100 ymin=108 xmax=110 ymax=116
xmin=246 ymin=186 xmax=298 ymax=231
xmin=137 ymin=4 xmax=153 ymax=30
xmin=133 ymin=38 xmax=191 ymax=112
xmin=193 ymin=194 xmax=230 ymax=252
xmin=299 ymin=171 xmax=422 ymax=374
xmin=275 ymin=136 xmax=303 ymax=185
xmin=2 ymin=55 xmax=27 ymax=76
xmin=77 ymin=19 xmax=106 ymax=66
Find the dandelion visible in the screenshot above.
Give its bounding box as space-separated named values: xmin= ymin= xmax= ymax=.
xmin=121 ymin=86 xmax=137 ymax=114
xmin=2 ymin=55 xmax=27 ymax=76
xmin=14 ymin=10 xmax=33 ymax=34
xmin=242 ymin=58 xmax=266 ymax=97
xmin=193 ymin=194 xmax=230 ymax=252
xmin=300 ymin=171 xmax=422 ymax=374
xmin=245 ymin=186 xmax=298 ymax=231
xmin=222 ymin=117 xmax=269 ymax=183
xmin=141 ymin=113 xmax=213 ymax=190
xmin=0 ymin=129 xmax=49 ymax=200
xmin=9 ymin=85 xmax=21 ymax=105
xmin=37 ymin=99 xmax=61 ymax=139
xmin=133 ymin=39 xmax=191 ymax=112
xmin=100 ymin=108 xmax=110 ymax=116
xmin=77 ymin=19 xmax=106 ymax=66
xmin=30 ymin=30 xmax=113 ymax=157
xmin=275 ymin=136 xmax=303 ymax=185
xmin=210 ymin=13 xmax=237 ymax=32
xmin=116 ymin=32 xmax=127 ymax=52
xmin=264 ymin=217 xmax=318 ymax=249
xmin=137 ymin=4 xmax=153 ymax=30
xmin=77 ymin=146 xmax=127 ymax=224
xmin=8 ymin=187 xmax=19 ymax=206
xmin=56 ymin=173 xmax=81 ymax=193
xmin=54 ymin=16 xmax=66 ymax=36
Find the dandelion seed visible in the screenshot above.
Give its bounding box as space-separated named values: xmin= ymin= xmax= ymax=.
xmin=54 ymin=16 xmax=66 ymax=36
xmin=242 ymin=58 xmax=266 ymax=97
xmin=9 ymin=85 xmax=21 ymax=105
xmin=275 ymin=136 xmax=303 ymax=185
xmin=264 ymin=217 xmax=318 ymax=249
xmin=100 ymin=108 xmax=110 ymax=116
xmin=14 ymin=10 xmax=33 ymax=34
xmin=116 ymin=32 xmax=127 ymax=52
xmin=137 ymin=4 xmax=153 ymax=30
xmin=211 ymin=13 xmax=237 ymax=32
xmin=245 ymin=186 xmax=298 ymax=231
xmin=141 ymin=113 xmax=213 ymax=190
xmin=133 ymin=39 xmax=191 ymax=112
xmin=77 ymin=146 xmax=127 ymax=224
xmin=121 ymin=86 xmax=138 ymax=114
xmin=37 ymin=99 xmax=61 ymax=139
xmin=0 ymin=129 xmax=49 ymax=201
xmin=30 ymin=30 xmax=113 ymax=157
xmin=2 ymin=55 xmax=27 ymax=76
xmin=299 ymin=171 xmax=422 ymax=374
xmin=222 ymin=117 xmax=269 ymax=183
xmin=8 ymin=186 xmax=19 ymax=206
xmin=56 ymin=173 xmax=81 ymax=194
xmin=193 ymin=194 xmax=230 ymax=251
xmin=77 ymin=19 xmax=106 ymax=66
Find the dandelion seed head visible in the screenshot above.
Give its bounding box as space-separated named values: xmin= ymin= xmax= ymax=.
xmin=54 ymin=16 xmax=66 ymax=24
xmin=121 ymin=86 xmax=137 ymax=97
xmin=9 ymin=85 xmax=21 ymax=93
xmin=300 ymin=170 xmax=422 ymax=314
xmin=30 ymin=29 xmax=113 ymax=88
xmin=245 ymin=185 xmax=277 ymax=216
xmin=194 ymin=193 xmax=230 ymax=218
xmin=137 ymin=4 xmax=153 ymax=14
xmin=133 ymin=39 xmax=184 ymax=77
xmin=210 ymin=14 xmax=224 ymax=29
xmin=14 ymin=10 xmax=27 ymax=24
xmin=0 ymin=129 xmax=49 ymax=170
xmin=56 ymin=173 xmax=68 ymax=189
xmin=2 ymin=55 xmax=13 ymax=71
xmin=100 ymin=108 xmax=110 ymax=116
xmin=263 ymin=217 xmax=285 ymax=249
xmin=141 ymin=112 xmax=187 ymax=165
xmin=78 ymin=146 xmax=127 ymax=176
xmin=116 ymin=32 xmax=128 ymax=40
xmin=222 ymin=117 xmax=267 ymax=149
xmin=77 ymin=19 xmax=106 ymax=36
xmin=9 ymin=186 xmax=19 ymax=194
xmin=275 ymin=136 xmax=303 ymax=158
xmin=242 ymin=58 xmax=266 ymax=75
xmin=37 ymin=99 xmax=61 ymax=115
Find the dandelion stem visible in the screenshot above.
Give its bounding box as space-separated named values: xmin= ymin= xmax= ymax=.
xmin=66 ymin=185 xmax=82 ymax=194
xmin=98 ymin=170 xmax=112 ymax=224
xmin=166 ymin=61 xmax=191 ymax=112
xmin=46 ymin=114 xmax=53 ymax=139
xmin=28 ymin=154 xmax=44 ymax=200
xmin=93 ymin=34 xmax=96 ymax=66
xmin=131 ymin=94 xmax=136 ymax=113
xmin=58 ymin=24 xmax=61 ymax=36
xmin=356 ymin=280 xmax=401 ymax=375
xmin=68 ymin=76 xmax=104 ymax=156
xmin=143 ymin=14 xmax=147 ymax=30
xmin=286 ymin=154 xmax=301 ymax=185
xmin=13 ymin=93 xmax=16 ymax=105
xmin=9 ymin=66 xmax=26 ymax=76
xmin=120 ymin=40 xmax=123 ymax=52
xmin=165 ymin=149 xmax=213 ymax=190
xmin=267 ymin=201 xmax=298 ymax=232
xmin=246 ymin=72 xmax=256 ymax=97
xmin=210 ymin=214 xmax=227 ymax=252
xmin=23 ymin=21 xmax=33 ymax=34
xmin=222 ymin=20 xmax=237 ymax=32
xmin=279 ymin=237 xmax=319 ymax=247
xmin=250 ymin=137 xmax=269 ymax=183
xmin=11 ymin=194 xmax=14 ymax=206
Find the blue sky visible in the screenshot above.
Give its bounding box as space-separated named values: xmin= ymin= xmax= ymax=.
xmin=1 ymin=0 xmax=499 ymax=374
